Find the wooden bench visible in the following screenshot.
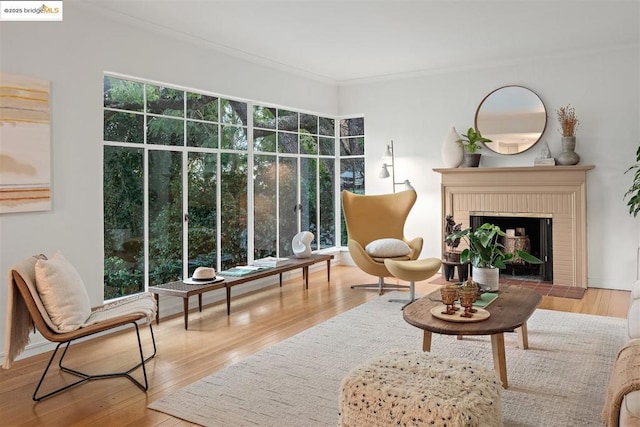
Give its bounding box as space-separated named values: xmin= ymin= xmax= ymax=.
xmin=149 ymin=253 xmax=334 ymax=329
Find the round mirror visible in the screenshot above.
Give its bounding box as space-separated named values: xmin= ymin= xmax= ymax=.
xmin=475 ymin=86 xmax=547 ymax=155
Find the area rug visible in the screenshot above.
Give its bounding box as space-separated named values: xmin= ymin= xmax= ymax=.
xmin=148 ymin=292 xmax=627 ymax=426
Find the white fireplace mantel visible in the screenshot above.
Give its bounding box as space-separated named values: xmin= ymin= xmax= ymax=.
xmin=434 ymin=165 xmax=595 ymax=288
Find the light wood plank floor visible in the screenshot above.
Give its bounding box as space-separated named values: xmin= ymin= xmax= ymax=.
xmin=0 ymin=265 xmax=630 ymax=426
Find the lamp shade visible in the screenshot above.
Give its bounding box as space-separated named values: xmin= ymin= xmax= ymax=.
xmin=379 ymin=163 xmax=390 ymax=179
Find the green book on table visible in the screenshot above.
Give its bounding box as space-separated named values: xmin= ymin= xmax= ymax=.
xmin=473 ymin=292 xmax=498 ymax=308
xmin=218 ymin=266 xmax=270 ymax=277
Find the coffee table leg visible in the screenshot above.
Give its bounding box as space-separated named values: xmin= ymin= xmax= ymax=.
xmin=422 ymin=331 xmax=432 ymax=352
xmin=326 ymin=259 xmax=331 ymax=281
xmin=516 ymin=322 xmax=529 ymax=349
xmin=491 ymin=333 xmax=508 ymax=389
xmin=303 ymin=266 xmax=309 ymax=289
xmin=226 ymin=286 xmax=231 ymax=316
xmin=183 ymin=297 xmax=189 ymax=330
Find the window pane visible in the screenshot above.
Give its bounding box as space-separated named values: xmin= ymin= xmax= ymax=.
xmin=254 ymin=105 xmax=276 ymax=129
xmin=340 ymin=137 xmax=364 ymax=156
xmin=187 ymin=121 xmax=218 ymax=148
xmin=221 ymin=125 xmax=248 ymax=150
xmin=104 ymin=76 xmax=143 ymax=111
xmin=188 ymin=152 xmax=217 ymax=277
xmin=340 ymin=157 xmax=364 ymax=245
xmin=220 ymin=153 xmax=248 ymax=269
xmin=319 ymin=117 xmax=334 ymax=136
xmin=300 ymin=132 xmax=317 ymax=155
xmin=104 ymin=110 xmax=144 ymax=143
xmin=279 ymin=157 xmax=298 ymax=256
xmin=299 ymin=113 xmax=318 ymax=134
xmin=147 ymin=116 xmax=184 ymax=146
xmin=278 ymin=132 xmax=297 ymax=154
xmin=340 ymin=117 xmax=364 ymax=137
xmin=319 ymin=158 xmax=335 ymax=249
xmin=254 ymin=129 xmax=276 ymax=152
xmin=278 ymin=109 xmax=298 ymax=131
xmin=187 ymin=92 xmax=218 ymax=121
xmin=148 ymin=150 xmax=183 ymax=286
xmin=300 ymin=157 xmax=317 ymax=251
xmin=254 ymin=154 xmax=277 ymax=259
xmin=221 ymin=99 xmax=247 ymax=125
xmin=146 ymin=85 xmax=184 ymax=117
xmin=319 ymin=137 xmax=335 ymax=156
xmin=103 ymin=146 xmax=144 ymax=300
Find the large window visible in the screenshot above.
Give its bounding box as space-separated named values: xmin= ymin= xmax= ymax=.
xmin=339 ymin=117 xmax=365 ymax=246
xmin=103 ymin=75 xmax=361 ymax=300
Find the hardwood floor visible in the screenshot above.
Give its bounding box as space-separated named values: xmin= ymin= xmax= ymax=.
xmin=0 ymin=265 xmax=630 ymax=426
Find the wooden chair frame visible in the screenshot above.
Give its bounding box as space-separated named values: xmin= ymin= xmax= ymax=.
xmin=12 ymin=270 xmax=157 ymax=401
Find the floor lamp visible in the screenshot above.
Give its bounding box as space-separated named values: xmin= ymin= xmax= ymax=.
xmin=379 ymin=140 xmax=414 ymax=192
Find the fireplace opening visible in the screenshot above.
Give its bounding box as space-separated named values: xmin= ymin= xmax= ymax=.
xmin=470 ymin=214 xmax=553 ymax=282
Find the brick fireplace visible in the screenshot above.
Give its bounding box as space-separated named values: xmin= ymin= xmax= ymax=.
xmin=434 ymin=165 xmax=594 ymax=288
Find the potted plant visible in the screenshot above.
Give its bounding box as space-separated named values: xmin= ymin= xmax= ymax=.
xmin=446 ymin=223 xmax=542 ymax=291
xmin=624 ymin=144 xmax=640 ymax=217
xmin=457 ymin=127 xmax=492 ymax=167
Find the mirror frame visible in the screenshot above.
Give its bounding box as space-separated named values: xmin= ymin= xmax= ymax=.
xmin=474 ymin=85 xmax=547 ymax=155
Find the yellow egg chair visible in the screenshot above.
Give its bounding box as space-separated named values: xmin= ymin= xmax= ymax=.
xmin=342 ymin=189 xmax=423 ymax=294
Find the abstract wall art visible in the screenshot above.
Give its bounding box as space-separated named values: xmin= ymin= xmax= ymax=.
xmin=0 ymin=72 xmax=51 ymax=213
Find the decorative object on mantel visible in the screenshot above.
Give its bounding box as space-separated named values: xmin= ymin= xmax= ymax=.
xmin=440 ymin=127 xmax=463 ymax=168
xmin=378 ymin=140 xmax=414 ymax=192
xmin=623 ymin=143 xmax=640 ymax=217
xmin=457 ymin=127 xmax=492 ymax=167
xmin=555 ymin=105 xmax=581 ymax=166
xmin=534 ymin=140 xmax=556 ymax=166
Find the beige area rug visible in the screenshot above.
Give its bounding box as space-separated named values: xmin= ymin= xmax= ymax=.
xmin=148 ymin=292 xmax=627 ymax=426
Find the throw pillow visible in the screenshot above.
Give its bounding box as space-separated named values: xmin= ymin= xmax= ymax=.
xmin=365 ymin=238 xmax=411 ymax=258
xmin=34 ymin=252 xmax=91 ymax=332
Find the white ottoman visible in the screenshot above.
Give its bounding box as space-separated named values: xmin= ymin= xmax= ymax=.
xmin=338 ymin=350 xmax=502 ymax=427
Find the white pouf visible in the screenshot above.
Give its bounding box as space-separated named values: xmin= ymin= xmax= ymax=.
xmin=338 ymin=350 xmax=503 ymax=427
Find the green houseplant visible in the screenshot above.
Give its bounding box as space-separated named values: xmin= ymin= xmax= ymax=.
xmin=457 ymin=128 xmax=492 ymax=167
xmin=624 ymin=145 xmax=640 ymax=217
xmin=446 ymin=223 xmax=542 ymax=290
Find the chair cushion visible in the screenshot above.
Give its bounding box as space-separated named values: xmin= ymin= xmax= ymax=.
xmin=365 ymin=238 xmax=411 ymax=258
xmin=35 ymin=252 xmax=91 ymax=332
xmin=629 ymin=298 xmax=640 ymax=339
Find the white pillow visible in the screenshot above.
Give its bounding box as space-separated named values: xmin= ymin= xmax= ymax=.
xmin=35 ymin=252 xmax=91 ymax=332
xmin=365 ymin=238 xmax=412 ymax=258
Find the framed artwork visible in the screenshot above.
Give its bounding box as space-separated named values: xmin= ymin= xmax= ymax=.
xmin=0 ymin=72 xmax=51 ymax=213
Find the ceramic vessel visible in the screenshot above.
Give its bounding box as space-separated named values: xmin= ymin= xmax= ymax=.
xmin=472 ymin=266 xmax=499 ymax=291
xmin=556 ymin=136 xmax=580 ymax=166
xmin=462 ymin=152 xmax=481 ymax=168
xmin=441 ymin=127 xmax=463 ymax=168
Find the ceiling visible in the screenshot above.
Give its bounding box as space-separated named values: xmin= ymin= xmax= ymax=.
xmin=84 ymin=0 xmax=639 ymax=84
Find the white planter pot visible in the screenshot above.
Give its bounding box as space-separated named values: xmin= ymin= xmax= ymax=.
xmin=472 ymin=266 xmax=500 ymax=291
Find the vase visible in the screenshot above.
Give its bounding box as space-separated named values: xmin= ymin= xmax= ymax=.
xmin=556 ymin=136 xmax=580 ymax=166
xmin=441 ymin=126 xmax=463 ymax=168
xmin=462 ymin=152 xmax=481 ymax=168
xmin=472 ymin=266 xmax=500 ymax=292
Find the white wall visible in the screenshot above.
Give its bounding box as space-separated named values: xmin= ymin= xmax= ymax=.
xmin=338 ymin=45 xmax=640 ymax=291
xmin=0 ymin=4 xmax=338 ymax=359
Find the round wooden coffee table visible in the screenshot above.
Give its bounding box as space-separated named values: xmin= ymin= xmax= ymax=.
xmin=403 ymin=284 xmax=541 ymax=388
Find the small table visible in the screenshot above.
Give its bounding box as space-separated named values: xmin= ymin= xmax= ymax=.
xmin=149 ymin=278 xmax=226 ymax=330
xmin=441 ymin=260 xmax=469 ymax=282
xmin=402 ymin=284 xmax=541 ymax=388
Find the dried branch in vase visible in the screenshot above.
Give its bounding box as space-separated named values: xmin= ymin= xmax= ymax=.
xmin=556 ymin=105 xmax=579 ymax=137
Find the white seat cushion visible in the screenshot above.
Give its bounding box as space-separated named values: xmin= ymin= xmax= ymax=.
xmin=35 ymin=252 xmax=91 ymax=332
xmin=365 ymin=238 xmax=411 ymax=258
